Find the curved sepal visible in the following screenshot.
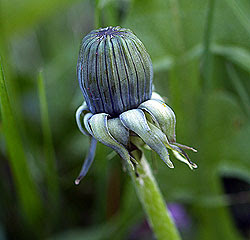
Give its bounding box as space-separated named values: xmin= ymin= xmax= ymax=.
xmin=120 ymin=109 xmax=174 ymax=168
xmin=168 ymin=143 xmax=197 ymax=169
xmin=174 ymin=143 xmax=197 ymax=153
xmin=172 ymin=150 xmax=197 ymax=170
xmin=88 ymin=113 xmax=135 ymax=170
xmin=76 ymin=102 xmax=90 ymax=136
xmin=151 ymin=92 xmax=165 ymax=102
xmin=84 ymin=113 xmax=94 ymax=135
xmin=148 ymin=122 xmax=197 ymax=169
xmin=107 ymin=118 xmax=129 ymax=147
xmin=139 ymin=99 xmax=176 ymax=142
xmin=75 ymin=137 xmax=97 ymax=184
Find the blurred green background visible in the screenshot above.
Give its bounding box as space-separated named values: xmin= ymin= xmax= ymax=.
xmin=0 ymin=0 xmax=250 ymax=239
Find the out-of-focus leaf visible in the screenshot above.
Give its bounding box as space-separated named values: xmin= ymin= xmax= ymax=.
xmin=201 ymin=0 xmax=216 ymax=92
xmin=38 ymin=72 xmax=60 ymax=208
xmin=226 ymin=64 xmax=250 ymax=116
xmin=212 ymin=45 xmax=250 ymax=73
xmin=200 ymin=92 xmax=245 ymax=167
xmin=219 ymin=122 xmax=250 ymax=182
xmin=0 ymin=61 xmax=43 ymax=225
xmin=153 ymin=56 xmax=173 ymax=72
xmin=194 ymin=92 xmax=244 ymax=240
xmin=223 ymin=0 xmax=250 ymax=37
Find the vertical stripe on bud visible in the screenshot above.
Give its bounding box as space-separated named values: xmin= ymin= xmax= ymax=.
xmin=77 ymin=26 xmax=153 ymax=117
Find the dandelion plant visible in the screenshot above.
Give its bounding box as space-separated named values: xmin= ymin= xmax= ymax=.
xmin=74 ymin=26 xmax=198 ymax=240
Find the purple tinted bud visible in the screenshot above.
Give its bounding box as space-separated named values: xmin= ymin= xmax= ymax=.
xmin=77 ymin=26 xmax=153 ymax=117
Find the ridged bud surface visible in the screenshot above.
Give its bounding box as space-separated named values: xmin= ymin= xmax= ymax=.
xmin=77 ymin=26 xmax=153 ymax=117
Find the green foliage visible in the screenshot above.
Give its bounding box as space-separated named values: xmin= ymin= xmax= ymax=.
xmin=0 ymin=60 xmax=43 ymax=227
xmin=38 ymin=71 xmax=60 ymax=212
xmin=0 ymin=0 xmax=249 ymax=239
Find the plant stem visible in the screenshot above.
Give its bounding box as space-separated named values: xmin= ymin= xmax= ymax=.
xmin=128 ymin=153 xmax=181 ymax=240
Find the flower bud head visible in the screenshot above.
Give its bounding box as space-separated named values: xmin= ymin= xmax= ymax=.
xmin=77 ymin=26 xmax=153 ymax=117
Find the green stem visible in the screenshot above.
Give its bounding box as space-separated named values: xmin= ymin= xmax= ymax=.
xmin=128 ymin=153 xmax=181 ymax=240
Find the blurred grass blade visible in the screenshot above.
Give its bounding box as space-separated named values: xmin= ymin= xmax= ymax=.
xmin=0 ymin=60 xmax=43 ymax=224
xmin=153 ymin=45 xmax=203 ymax=73
xmin=201 ymin=0 xmax=216 ymax=91
xmin=38 ymin=71 xmax=59 ymax=205
xmin=168 ymin=0 xmax=185 ymax=53
xmin=224 ymin=0 xmax=250 ymax=37
xmin=95 ymin=0 xmax=101 ymax=28
xmin=226 ymin=64 xmax=250 ymax=116
xmin=212 ymin=45 xmax=250 ymax=72
xmin=153 ymin=56 xmax=173 ymax=72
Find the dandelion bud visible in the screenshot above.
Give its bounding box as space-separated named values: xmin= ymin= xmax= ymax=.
xmin=77 ymin=26 xmax=153 ymax=117
xmin=75 ymin=26 xmax=197 ymax=183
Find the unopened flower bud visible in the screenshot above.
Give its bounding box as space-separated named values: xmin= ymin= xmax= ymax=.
xmin=75 ymin=26 xmax=197 ymax=183
xmin=77 ymin=26 xmax=153 ymax=117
